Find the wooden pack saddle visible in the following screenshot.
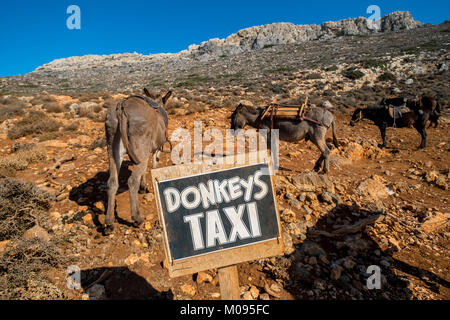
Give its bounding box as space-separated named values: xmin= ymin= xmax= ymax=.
xmin=256 ymin=97 xmax=323 ymax=129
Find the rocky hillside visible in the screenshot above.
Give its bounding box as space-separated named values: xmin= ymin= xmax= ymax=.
xmin=1 ymin=11 xmax=437 ymax=97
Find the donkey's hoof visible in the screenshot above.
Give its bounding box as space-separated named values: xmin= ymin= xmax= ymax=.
xmin=132 ymin=219 xmax=144 ymax=228
xmin=377 ymin=144 xmax=386 ymax=149
xmin=103 ymin=225 xmax=114 ymax=236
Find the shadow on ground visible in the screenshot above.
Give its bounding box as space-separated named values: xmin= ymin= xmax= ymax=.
xmin=266 ymin=204 xmax=449 ymax=299
xmin=81 ymin=266 xmax=173 ymax=300
xmin=68 ymin=161 xmax=135 ymax=232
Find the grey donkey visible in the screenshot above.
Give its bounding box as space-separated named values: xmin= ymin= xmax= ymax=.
xmin=104 ymin=89 xmax=173 ymax=235
xmin=230 ymin=104 xmax=339 ymax=173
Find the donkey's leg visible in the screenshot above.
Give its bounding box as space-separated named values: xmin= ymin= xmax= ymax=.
xmin=128 ymin=158 xmax=149 ymax=228
xmin=415 ymin=124 xmax=427 ymax=150
xmin=311 ymin=129 xmax=330 ymax=174
xmin=105 ymin=137 xmax=126 ymax=235
xmin=139 ymin=158 xmax=150 ymax=194
xmin=313 ymin=155 xmax=324 ymax=172
xmin=152 ymin=150 xmax=161 ymax=169
xmin=378 ymin=122 xmax=387 ymax=149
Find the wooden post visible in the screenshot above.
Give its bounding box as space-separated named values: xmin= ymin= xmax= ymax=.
xmin=218 ymin=265 xmax=240 ymax=300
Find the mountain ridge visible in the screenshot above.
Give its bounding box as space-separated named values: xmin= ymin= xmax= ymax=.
xmin=34 ymin=11 xmax=422 ymax=73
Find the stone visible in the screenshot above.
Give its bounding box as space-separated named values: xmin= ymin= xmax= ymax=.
xmin=249 ymin=286 xmax=260 ymax=299
xmin=356 ymin=175 xmax=389 ymax=201
xmin=144 ymin=193 xmax=154 ymax=202
xmin=94 ymin=201 xmax=105 ymax=212
xmin=196 ymin=271 xmax=213 ymax=285
xmin=40 ymin=140 xmax=68 ymax=148
xmin=259 ymin=293 xmax=270 ymax=300
xmin=302 ymin=241 xmax=326 ymax=257
xmin=283 ymin=232 xmax=295 ymax=255
xmin=0 ymin=240 xmax=11 ymax=255
xmin=83 ymin=213 xmax=94 ymax=226
xmin=124 ymin=253 xmax=139 ymax=266
xmin=330 ymin=266 xmax=342 ymax=280
xmin=288 ymin=198 xmax=301 ymax=209
xmin=180 ymin=284 xmax=196 ymax=296
xmin=22 ymin=225 xmax=50 ymax=242
xmin=86 ymin=284 xmax=106 ymax=300
xmin=242 ymin=291 xmax=254 ymax=300
xmin=281 ymin=209 xmax=296 ymax=223
xmin=308 ymin=256 xmax=317 ymax=265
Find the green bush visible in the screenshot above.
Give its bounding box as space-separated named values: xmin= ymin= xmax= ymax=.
xmin=377 ymin=72 xmax=397 ymax=82
xmin=342 ymin=68 xmax=365 ymax=80
xmin=361 ymin=59 xmax=386 ymax=69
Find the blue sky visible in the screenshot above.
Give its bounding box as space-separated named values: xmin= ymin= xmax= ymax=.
xmin=0 ymin=0 xmax=448 ymax=77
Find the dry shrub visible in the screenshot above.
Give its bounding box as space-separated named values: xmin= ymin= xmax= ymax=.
xmin=11 ymin=142 xmax=36 ymax=153
xmin=38 ymin=131 xmax=62 ymax=142
xmin=30 ymin=93 xmax=56 ymax=106
xmin=0 ymin=179 xmax=62 ymax=300
xmin=7 ymin=111 xmax=62 ymax=140
xmin=0 ymin=148 xmax=46 ymax=178
xmin=89 ymin=137 xmax=106 ymax=150
xmin=43 ymin=102 xmax=65 ymax=113
xmin=102 ymin=98 xmax=118 ymax=109
xmin=166 ymin=98 xmax=186 ymax=115
xmin=62 ymin=121 xmax=80 ymax=132
xmin=77 ymin=93 xmax=101 ymax=103
xmin=0 ymin=178 xmax=52 ymax=241
xmin=86 ymin=110 xmax=106 ymax=122
xmin=222 ymin=97 xmax=239 ymax=109
xmin=0 ymin=96 xmax=29 ymax=123
xmin=0 ymin=238 xmax=68 ymax=300
xmin=185 ymin=101 xmax=206 ymax=115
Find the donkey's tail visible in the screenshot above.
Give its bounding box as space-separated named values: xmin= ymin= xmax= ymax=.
xmin=331 ymin=119 xmax=339 ymax=148
xmin=118 ymin=100 xmax=141 ymax=165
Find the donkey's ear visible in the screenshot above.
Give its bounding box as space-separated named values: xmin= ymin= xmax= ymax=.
xmin=143 ymin=88 xmax=151 ymax=97
xmin=162 ymin=91 xmax=173 ymax=105
xmin=144 ymin=88 xmax=158 ymax=100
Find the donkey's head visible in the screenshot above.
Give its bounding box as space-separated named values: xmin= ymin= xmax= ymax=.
xmin=143 ymin=88 xmax=173 ymax=108
xmin=349 ymin=108 xmax=363 ymax=126
xmin=229 ymin=103 xmax=249 ymax=134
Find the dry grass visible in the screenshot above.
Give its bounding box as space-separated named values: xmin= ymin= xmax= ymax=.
xmin=7 ymin=111 xmax=62 ymax=140
xmin=0 ymin=148 xmax=46 ymax=177
xmin=43 ymin=102 xmax=65 ymax=113
xmin=62 ymin=121 xmax=80 ymax=132
xmin=0 ymin=179 xmax=67 ymax=300
xmin=0 ymin=238 xmax=68 ymax=300
xmin=0 ymin=96 xmax=29 ymax=123
xmin=29 ymin=92 xmax=57 ymax=106
xmin=0 ymin=178 xmax=52 ymax=241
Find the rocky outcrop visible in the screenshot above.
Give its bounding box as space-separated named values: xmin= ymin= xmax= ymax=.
xmin=33 ymin=11 xmax=421 ymax=73
xmin=189 ymin=11 xmax=422 ymax=58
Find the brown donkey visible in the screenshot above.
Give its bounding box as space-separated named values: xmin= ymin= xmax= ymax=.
xmin=104 ymin=89 xmax=172 ymax=235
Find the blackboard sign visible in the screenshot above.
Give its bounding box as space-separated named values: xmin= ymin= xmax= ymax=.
xmin=156 ymin=163 xmax=279 ymax=261
xmin=152 ymin=153 xmax=283 ymax=277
